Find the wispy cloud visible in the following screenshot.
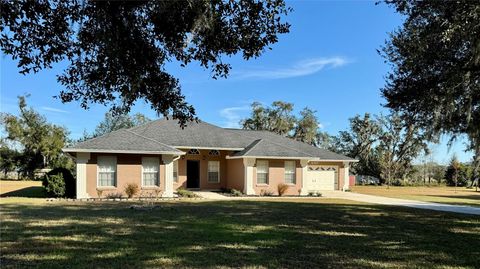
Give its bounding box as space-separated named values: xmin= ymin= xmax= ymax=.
xmin=235 ymin=57 xmax=350 ymax=80
xmin=219 ymin=106 xmax=250 ymax=128
xmin=41 ymin=106 xmax=69 ymax=114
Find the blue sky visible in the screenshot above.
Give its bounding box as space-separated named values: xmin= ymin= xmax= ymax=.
xmin=0 ymin=1 xmax=472 ymax=164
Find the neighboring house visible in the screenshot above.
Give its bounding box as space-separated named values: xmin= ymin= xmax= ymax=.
xmin=63 ymin=119 xmax=357 ymax=198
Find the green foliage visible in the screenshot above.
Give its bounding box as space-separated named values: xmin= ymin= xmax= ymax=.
xmin=176 ymin=188 xmax=198 ymax=198
xmin=241 ymin=101 xmax=296 ymax=136
xmin=80 ymin=112 xmax=151 ymax=141
xmin=230 ymin=189 xmax=243 ymax=197
xmin=42 ymin=173 xmax=66 ymax=198
xmin=294 ymin=108 xmax=320 ymax=145
xmin=124 ymin=183 xmax=140 ymax=198
xmin=376 ymin=113 xmax=429 ymax=186
xmin=277 ymin=183 xmax=289 ymax=196
xmin=241 ymin=101 xmax=328 ymax=146
xmin=445 ymin=156 xmax=471 ymax=187
xmin=381 ymin=0 xmax=480 ymax=187
xmin=1 ymin=96 xmax=70 ymax=178
xmin=332 ymin=112 xmax=428 ymax=185
xmin=331 ymin=113 xmax=382 ymax=177
xmin=46 ymin=168 xmax=76 ymax=198
xmin=1 ymin=1 xmax=291 ymax=125
xmin=0 ymin=145 xmax=20 ymax=177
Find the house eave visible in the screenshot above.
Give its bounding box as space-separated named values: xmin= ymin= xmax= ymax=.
xmin=225 ymin=155 xmax=359 ymax=162
xmin=62 ymin=148 xmax=186 ymax=155
xmin=174 ymin=146 xmax=245 ymax=151
xmin=225 ymin=155 xmax=312 ymax=160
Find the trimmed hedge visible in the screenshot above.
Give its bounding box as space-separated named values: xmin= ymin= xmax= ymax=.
xmin=42 ymin=173 xmax=66 ymax=197
xmin=44 ymin=168 xmax=76 ymax=198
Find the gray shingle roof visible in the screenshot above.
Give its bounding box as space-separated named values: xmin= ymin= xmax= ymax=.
xmin=64 ymin=129 xmax=183 ymax=154
xmin=226 ymin=129 xmax=355 ymax=161
xmin=64 ymin=118 xmax=355 ymax=161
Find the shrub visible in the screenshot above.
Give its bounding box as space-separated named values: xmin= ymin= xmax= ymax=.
xmin=106 ymin=192 xmax=123 ymax=199
xmin=260 ymin=189 xmax=274 ymax=196
xmin=96 ymin=189 xmax=104 ymax=198
xmin=176 ymin=187 xmax=198 ymax=198
xmin=42 ymin=173 xmax=66 ymax=197
xmin=277 ymin=183 xmax=289 ymax=196
xmin=46 ymin=168 xmax=75 ymax=198
xmin=124 ymin=183 xmax=139 ymax=198
xmin=230 ymin=188 xmax=243 ymax=196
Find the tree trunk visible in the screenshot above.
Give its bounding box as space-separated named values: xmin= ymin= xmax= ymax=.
xmin=472 ymin=139 xmax=480 ymax=191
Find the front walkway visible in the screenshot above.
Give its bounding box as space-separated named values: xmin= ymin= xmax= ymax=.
xmin=322 ymin=191 xmax=480 ymax=216
xmin=194 ymin=191 xmax=480 ymax=215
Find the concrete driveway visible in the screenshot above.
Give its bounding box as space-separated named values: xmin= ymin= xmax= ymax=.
xmin=194 ymin=190 xmax=480 ymax=215
xmin=323 ymin=191 xmax=480 ymax=216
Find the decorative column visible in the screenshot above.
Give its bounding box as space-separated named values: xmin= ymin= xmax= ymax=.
xmin=300 ymin=159 xmax=309 ymax=195
xmin=76 ymin=152 xmax=90 ymax=199
xmin=243 ymin=158 xmax=256 ymax=195
xmin=163 ymin=155 xmax=174 ymax=197
xmin=343 ymin=162 xmax=350 ymax=191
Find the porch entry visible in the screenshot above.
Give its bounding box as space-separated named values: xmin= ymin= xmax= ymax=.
xmin=186 ymin=160 xmax=200 ymax=188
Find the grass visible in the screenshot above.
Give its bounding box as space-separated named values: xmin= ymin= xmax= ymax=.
xmin=1 ymin=198 xmax=479 ymax=269
xmin=0 ymin=180 xmax=45 ymax=198
xmin=352 ymin=185 xmax=480 ymax=207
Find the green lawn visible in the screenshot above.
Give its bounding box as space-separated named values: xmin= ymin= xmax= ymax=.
xmin=0 ymin=180 xmax=45 ymax=198
xmin=352 ymin=186 xmax=480 ymax=207
xmin=1 ymin=198 xmax=479 ymax=268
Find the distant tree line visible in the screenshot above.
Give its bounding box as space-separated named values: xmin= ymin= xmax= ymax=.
xmin=240 ymin=100 xmax=476 ymax=187
xmin=0 ymin=95 xmax=150 ymax=180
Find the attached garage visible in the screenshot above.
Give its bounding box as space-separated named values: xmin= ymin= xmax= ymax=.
xmin=306 ymin=165 xmax=338 ymax=191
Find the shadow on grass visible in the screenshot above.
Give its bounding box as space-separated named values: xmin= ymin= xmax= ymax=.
xmin=1 ymin=200 xmax=479 ymax=269
xmin=0 ymin=186 xmax=46 ymax=198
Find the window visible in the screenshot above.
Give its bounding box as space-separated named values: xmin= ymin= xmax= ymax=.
xmin=284 ymin=161 xmax=296 ymax=184
xmin=208 ymin=161 xmax=220 ymax=183
xmin=97 ymin=156 xmax=116 ymax=187
xmin=208 ymin=150 xmax=220 ymax=156
xmin=256 ymin=160 xmax=269 ymax=184
xmin=187 ymin=149 xmax=200 ymax=155
xmin=173 ymin=160 xmax=178 ymax=182
xmin=142 ymin=157 xmax=159 ymax=186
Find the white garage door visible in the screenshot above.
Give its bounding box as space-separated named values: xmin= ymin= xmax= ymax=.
xmin=306 ymin=165 xmax=337 ymax=191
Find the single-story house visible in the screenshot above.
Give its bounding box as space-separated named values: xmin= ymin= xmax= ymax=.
xmin=63 ymin=119 xmax=357 ymax=198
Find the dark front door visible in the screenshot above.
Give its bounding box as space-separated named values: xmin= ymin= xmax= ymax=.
xmin=186 ymin=160 xmax=200 ymax=188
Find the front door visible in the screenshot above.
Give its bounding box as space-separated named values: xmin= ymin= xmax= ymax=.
xmin=186 ymin=160 xmax=200 ymax=188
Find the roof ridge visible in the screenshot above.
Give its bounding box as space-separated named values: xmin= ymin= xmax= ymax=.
xmin=127 ymin=117 xmax=166 ymax=132
xmin=125 ymin=129 xmax=179 ymax=152
xmin=241 ymin=139 xmax=262 ymax=156
xmin=226 ymin=129 xmax=315 ymax=157
xmin=72 ymin=127 xmax=130 ymax=147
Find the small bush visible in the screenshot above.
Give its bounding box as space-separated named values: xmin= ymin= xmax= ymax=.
xmin=96 ymin=189 xmax=103 ymax=198
xmin=106 ymin=192 xmax=123 ymax=199
xmin=230 ymin=188 xmax=243 ymax=196
xmin=42 ymin=173 xmax=66 ymax=197
xmin=46 ymin=168 xmax=75 ymax=198
xmin=124 ymin=183 xmax=139 ymax=198
xmin=277 ymin=183 xmax=289 ymax=196
xmin=308 ymin=191 xmax=322 ymax=197
xmin=176 ymin=187 xmax=199 ymax=198
xmin=260 ymin=189 xmax=274 ymax=196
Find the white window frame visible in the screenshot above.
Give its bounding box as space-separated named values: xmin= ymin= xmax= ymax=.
xmin=284 ymin=161 xmax=296 ymax=184
xmin=97 ymin=156 xmax=117 ymax=187
xmin=142 ymin=157 xmax=160 ymax=187
xmin=173 ymin=160 xmax=178 ymax=182
xmin=207 ymin=161 xmax=220 ymax=183
xmin=256 ymin=160 xmax=269 ymax=185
